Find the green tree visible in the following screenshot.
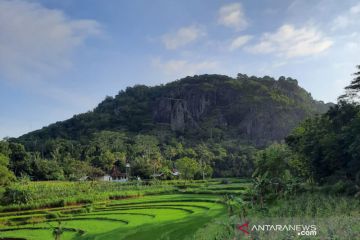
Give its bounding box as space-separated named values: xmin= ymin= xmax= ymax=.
xmin=254 ymin=143 xmax=306 ymax=180
xmin=33 ymin=158 xmax=64 ymax=180
xmin=176 ymin=157 xmax=199 ymax=180
xmin=0 ymin=141 xmax=10 ymax=156
xmin=91 ymin=131 xmax=128 ymax=153
xmin=195 ymin=143 xmax=214 ymax=179
xmin=163 ymin=144 xmax=179 ymax=161
xmin=91 ymin=150 xmax=116 ymax=172
xmin=8 ymin=142 xmax=31 ymax=176
xmin=340 ymin=65 xmax=360 ymax=102
xmin=159 ymin=165 xmax=172 ymax=180
xmin=286 ymin=101 xmax=360 ymax=183
xmin=0 ymin=153 xmax=15 ymax=186
xmin=131 ymin=135 xmax=162 ymax=178
xmin=253 ymin=143 xmax=306 ymax=200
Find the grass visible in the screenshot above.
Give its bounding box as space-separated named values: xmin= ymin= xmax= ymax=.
xmin=192 ymin=193 xmax=360 ymax=240
xmin=2 ymin=179 xmax=357 ymax=239
xmin=0 ymin=181 xmax=176 ymax=211
xmin=0 ymin=179 xmax=248 ymax=240
xmin=0 ymin=194 xmax=226 ymax=240
xmin=0 ymin=179 xmax=249 ymax=211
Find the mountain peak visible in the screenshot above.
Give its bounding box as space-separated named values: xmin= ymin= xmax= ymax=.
xmin=18 ymin=74 xmax=332 ymax=147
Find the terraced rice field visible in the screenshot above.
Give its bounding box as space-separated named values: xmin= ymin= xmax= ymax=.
xmin=0 ymin=194 xmax=225 ymax=240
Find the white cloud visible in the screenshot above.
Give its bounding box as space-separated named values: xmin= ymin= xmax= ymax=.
xmin=0 ymin=0 xmax=101 ymax=82
xmin=161 ymin=25 xmax=205 ymax=50
xmin=332 ymin=3 xmax=360 ymax=30
xmin=246 ymin=24 xmax=333 ymax=58
xmin=350 ymin=3 xmax=360 ymax=14
xmin=229 ymin=35 xmax=252 ymax=51
xmin=218 ymin=3 xmax=248 ymax=31
xmin=332 ymin=16 xmax=350 ymax=30
xmin=152 ymin=58 xmax=218 ymax=77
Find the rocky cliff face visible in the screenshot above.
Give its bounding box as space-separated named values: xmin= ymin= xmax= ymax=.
xmin=150 ymin=75 xmax=328 ymax=146
xmin=154 ymin=91 xmax=211 ymax=132
xmin=18 ymin=74 xmax=332 ymax=147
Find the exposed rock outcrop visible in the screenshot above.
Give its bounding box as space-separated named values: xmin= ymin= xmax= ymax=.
xmin=18 ymin=74 xmax=333 ymax=147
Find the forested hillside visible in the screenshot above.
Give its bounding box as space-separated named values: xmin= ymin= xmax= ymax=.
xmin=3 ymin=74 xmax=332 ymax=180
xmin=18 ymin=74 xmax=330 ymax=146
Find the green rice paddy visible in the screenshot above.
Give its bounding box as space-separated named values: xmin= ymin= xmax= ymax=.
xmin=0 ymin=180 xmax=248 ymax=240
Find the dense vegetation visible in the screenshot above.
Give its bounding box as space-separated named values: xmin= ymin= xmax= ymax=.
xmin=0 ymin=133 xmax=256 ymax=182
xmin=0 ymin=179 xmax=246 ymax=240
xmin=17 ymin=74 xmax=329 ymax=143
xmin=0 ymin=193 xmax=225 ymax=240
xmin=0 ymin=179 xmax=358 ymax=239
xmin=284 ymin=66 xmax=360 ymax=191
xmin=198 ymin=192 xmax=359 ymax=239
xmin=247 ymin=66 xmax=360 ymax=203
xmin=286 ymin=102 xmax=360 ymax=185
xmin=0 ymin=68 xmax=359 ymax=239
xmin=1 ymin=74 xmax=331 ymax=181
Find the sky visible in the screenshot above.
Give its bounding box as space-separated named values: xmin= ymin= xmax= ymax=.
xmin=1 ymin=0 xmax=360 ymax=138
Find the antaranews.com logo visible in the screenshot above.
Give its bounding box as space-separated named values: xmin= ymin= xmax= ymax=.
xmin=238 ymin=221 xmax=317 ymax=237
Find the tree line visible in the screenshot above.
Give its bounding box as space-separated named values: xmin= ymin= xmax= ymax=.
xmin=1 ymin=66 xmax=359 ymax=189
xmin=0 ymin=131 xmax=256 ymax=183
xmin=251 ymin=65 xmax=360 ymax=204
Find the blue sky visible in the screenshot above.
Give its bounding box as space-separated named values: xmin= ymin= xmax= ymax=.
xmin=1 ymin=0 xmax=360 ymax=138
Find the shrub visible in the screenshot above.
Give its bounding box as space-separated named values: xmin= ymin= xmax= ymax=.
xmin=1 ymin=187 xmax=33 ymax=205
xmin=46 ymin=211 xmax=61 ymax=219
xmin=220 ymin=179 xmax=230 ymax=184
